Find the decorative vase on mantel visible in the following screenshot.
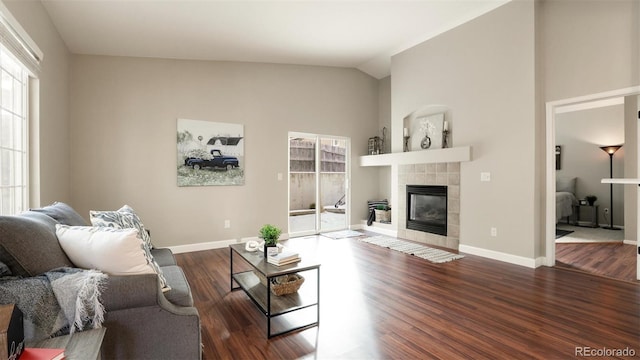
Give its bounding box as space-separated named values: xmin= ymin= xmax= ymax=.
xmin=420 ymin=135 xmax=431 ymax=149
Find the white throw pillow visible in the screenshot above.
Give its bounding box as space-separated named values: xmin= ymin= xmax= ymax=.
xmin=56 ymin=225 xmax=156 ymax=276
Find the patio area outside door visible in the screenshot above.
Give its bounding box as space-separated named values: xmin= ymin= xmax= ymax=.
xmin=288 ymin=133 xmax=349 ymax=237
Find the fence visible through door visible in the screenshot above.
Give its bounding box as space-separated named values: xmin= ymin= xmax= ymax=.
xmin=288 ymin=133 xmax=349 ymax=236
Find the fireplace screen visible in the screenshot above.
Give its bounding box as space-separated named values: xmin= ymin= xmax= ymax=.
xmin=406 ymin=185 xmax=447 ymax=236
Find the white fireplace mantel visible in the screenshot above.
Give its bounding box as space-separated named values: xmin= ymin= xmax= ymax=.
xmin=359 ymin=146 xmax=471 ymax=167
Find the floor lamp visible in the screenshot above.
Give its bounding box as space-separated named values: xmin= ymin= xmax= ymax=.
xmin=599 ymin=145 xmax=623 ymax=230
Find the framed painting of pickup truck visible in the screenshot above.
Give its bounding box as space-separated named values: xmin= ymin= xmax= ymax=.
xmin=177 ymin=118 xmax=244 ymax=186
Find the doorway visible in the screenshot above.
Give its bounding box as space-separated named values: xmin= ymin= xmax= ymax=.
xmin=554 ymin=101 xmax=625 ymax=244
xmin=288 ymin=132 xmax=350 ymax=237
xmin=545 ymin=87 xmax=640 ymax=281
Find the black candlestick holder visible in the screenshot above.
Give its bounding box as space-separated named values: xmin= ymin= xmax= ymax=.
xmin=442 ymin=129 xmax=449 ymax=148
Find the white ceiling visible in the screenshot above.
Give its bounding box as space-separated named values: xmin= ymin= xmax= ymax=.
xmin=41 ymin=0 xmax=510 ymax=79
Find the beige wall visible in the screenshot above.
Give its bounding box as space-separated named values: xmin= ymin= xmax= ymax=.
xmin=4 ymin=0 xmax=71 ymax=206
xmin=534 ymin=0 xmax=546 ymax=258
xmin=391 ymin=1 xmax=537 ymax=258
xmin=556 ymin=105 xmax=625 ymax=227
xmin=377 ymin=76 xmax=391 ymax=201
xmin=542 ymin=0 xmax=639 ymax=102
xmin=69 ymin=55 xmax=379 ymax=247
xmin=624 ymin=95 xmax=638 ymax=242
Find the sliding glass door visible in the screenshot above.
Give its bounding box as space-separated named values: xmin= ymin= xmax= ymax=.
xmin=289 ymin=134 xmax=318 ymax=235
xmin=288 ymin=133 xmax=349 ymax=237
xmin=319 ymin=137 xmax=348 ymax=233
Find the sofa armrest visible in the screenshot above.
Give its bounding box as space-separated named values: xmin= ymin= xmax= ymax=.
xmin=101 ymin=274 xmax=161 ymax=311
xmin=150 ymin=247 xmax=176 ymax=267
xmin=100 ymin=273 xmax=202 ymax=359
xmin=102 ymin=273 xmax=197 ymax=316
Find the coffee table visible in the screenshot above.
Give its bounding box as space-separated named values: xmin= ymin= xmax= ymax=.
xmin=229 ymin=244 xmax=320 ymax=338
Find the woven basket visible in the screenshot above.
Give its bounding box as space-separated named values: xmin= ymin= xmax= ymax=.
xmin=374 ymin=209 xmax=391 ymax=223
xmin=254 ymin=272 xmax=305 ymax=296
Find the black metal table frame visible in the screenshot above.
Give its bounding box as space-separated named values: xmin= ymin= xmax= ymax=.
xmin=229 ymin=246 xmax=320 ymax=338
xmin=571 ymin=204 xmax=599 ymax=228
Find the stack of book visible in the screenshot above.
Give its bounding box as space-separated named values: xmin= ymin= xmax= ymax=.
xmin=267 ymin=251 xmax=300 ymax=266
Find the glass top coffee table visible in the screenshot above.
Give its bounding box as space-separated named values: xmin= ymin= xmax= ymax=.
xmin=229 ymin=243 xmax=320 ymax=338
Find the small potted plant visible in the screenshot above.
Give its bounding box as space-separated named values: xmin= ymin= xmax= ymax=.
xmin=585 ymin=195 xmax=597 ymax=206
xmin=259 ymin=224 xmax=282 ymax=257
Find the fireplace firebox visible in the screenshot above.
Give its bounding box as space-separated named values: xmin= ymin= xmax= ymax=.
xmin=406 ymin=185 xmax=447 ymax=236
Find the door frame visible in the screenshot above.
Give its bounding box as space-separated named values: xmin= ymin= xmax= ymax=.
xmin=545 ymin=86 xmax=640 ymax=280
xmin=288 ymin=131 xmax=351 ymax=237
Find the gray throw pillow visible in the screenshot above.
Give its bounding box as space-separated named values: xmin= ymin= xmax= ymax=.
xmin=0 ymin=214 xmax=74 ymax=276
xmin=30 ymin=202 xmax=89 ymax=226
xmin=556 ymin=177 xmax=576 ymax=194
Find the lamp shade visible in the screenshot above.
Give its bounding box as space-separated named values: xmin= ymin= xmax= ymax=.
xmin=599 ymin=145 xmax=622 ymax=155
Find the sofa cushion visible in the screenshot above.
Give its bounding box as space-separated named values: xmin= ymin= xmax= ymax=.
xmin=30 ymin=202 xmax=89 ymax=226
xmin=56 ymin=225 xmax=158 ymax=276
xmin=0 ymin=214 xmax=73 ymax=276
xmin=161 ymin=265 xmax=194 ymax=307
xmin=151 ymin=248 xmax=176 ymax=267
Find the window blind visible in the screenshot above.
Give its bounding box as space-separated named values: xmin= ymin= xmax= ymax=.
xmin=0 ymin=2 xmax=42 ymax=75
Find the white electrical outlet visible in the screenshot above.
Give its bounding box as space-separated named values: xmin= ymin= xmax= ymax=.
xmin=490 ymin=227 xmax=497 ymax=237
xmin=224 ymin=220 xmax=231 ymax=228
xmin=277 ymin=173 xmax=283 ymax=181
xmin=481 ymin=172 xmax=491 ymax=182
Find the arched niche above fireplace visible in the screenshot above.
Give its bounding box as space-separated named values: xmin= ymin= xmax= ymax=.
xmin=402 ymin=105 xmax=452 ymax=151
xmin=360 ymin=103 xmax=471 ymax=167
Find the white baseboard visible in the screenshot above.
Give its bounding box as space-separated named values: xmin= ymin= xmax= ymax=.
xmin=168 ymin=240 xmax=233 ymax=254
xmin=357 ymin=219 xmax=397 ymax=237
xmin=623 ymin=240 xmax=638 ymax=246
xmin=535 ymin=256 xmax=548 ymax=268
xmin=458 ymin=244 xmax=541 ymax=269
xmin=362 ymin=225 xmax=397 ymax=237
xmin=168 ymin=236 xmax=261 ymax=254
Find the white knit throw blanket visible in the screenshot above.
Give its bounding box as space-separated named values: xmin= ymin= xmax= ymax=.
xmin=46 ymin=268 xmax=107 ymax=335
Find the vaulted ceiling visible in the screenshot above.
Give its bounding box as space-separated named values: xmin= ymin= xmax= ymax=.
xmin=41 ymin=0 xmax=509 ymax=79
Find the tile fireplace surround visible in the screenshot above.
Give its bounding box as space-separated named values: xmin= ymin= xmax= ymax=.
xmin=397 ymin=162 xmax=460 ymax=249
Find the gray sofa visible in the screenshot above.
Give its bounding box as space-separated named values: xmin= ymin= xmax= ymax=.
xmin=0 ymin=203 xmax=201 ymax=359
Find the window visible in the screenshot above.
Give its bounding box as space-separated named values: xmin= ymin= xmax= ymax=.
xmin=0 ymin=45 xmax=27 ymax=215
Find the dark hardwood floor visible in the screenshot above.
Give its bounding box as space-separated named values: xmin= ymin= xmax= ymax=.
xmin=556 ymin=242 xmax=637 ymax=283
xmin=176 ymin=236 xmax=640 ymax=359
